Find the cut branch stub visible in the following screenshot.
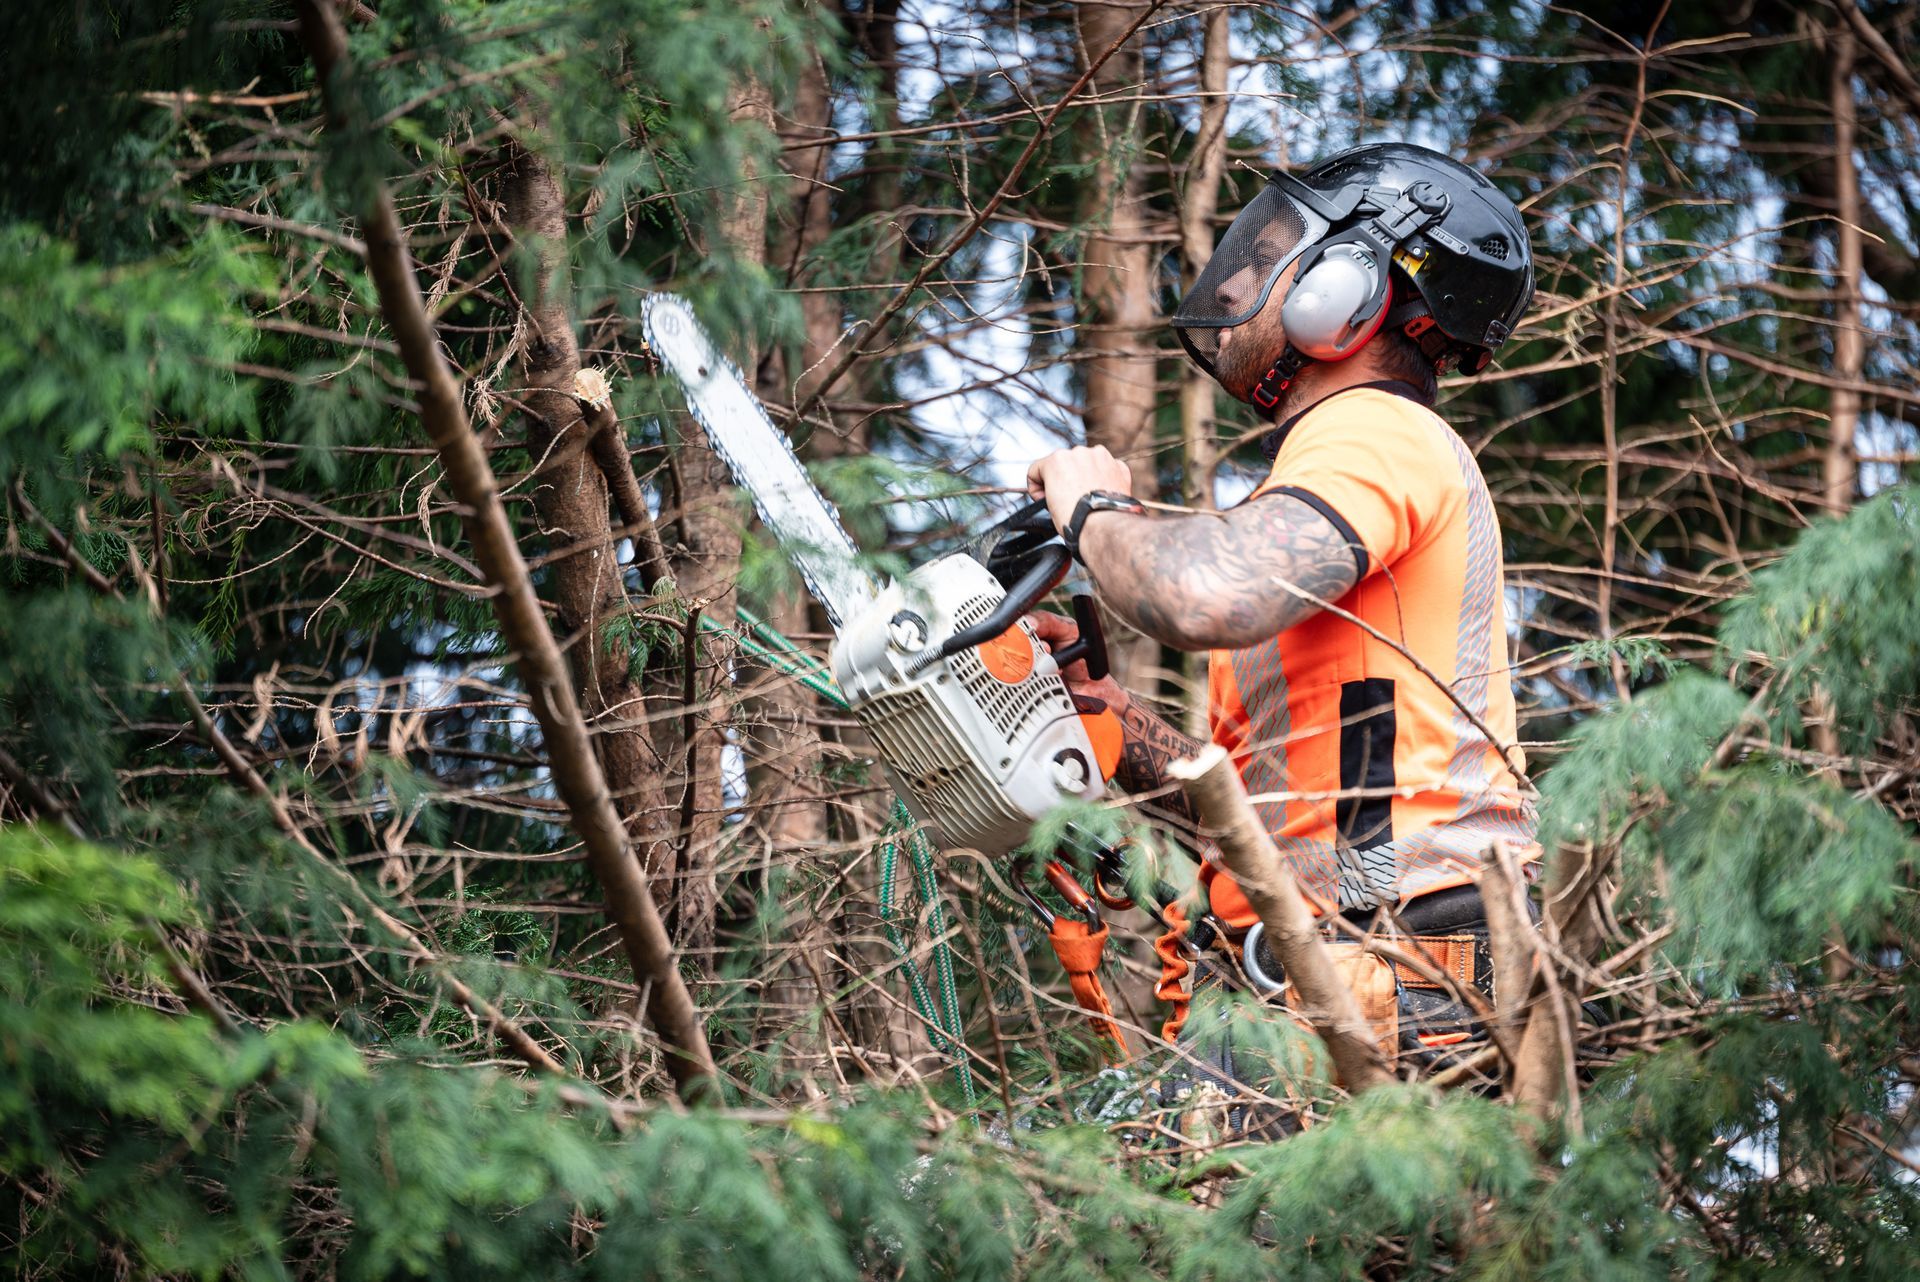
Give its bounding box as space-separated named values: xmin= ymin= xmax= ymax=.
xmin=1169 ymin=743 xmax=1394 ymax=1094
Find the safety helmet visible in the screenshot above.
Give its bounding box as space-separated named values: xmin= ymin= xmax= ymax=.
xmin=1171 ymin=142 xmax=1534 ymax=411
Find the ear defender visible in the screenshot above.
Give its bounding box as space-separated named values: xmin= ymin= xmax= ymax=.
xmin=1279 ymin=241 xmax=1392 ymax=361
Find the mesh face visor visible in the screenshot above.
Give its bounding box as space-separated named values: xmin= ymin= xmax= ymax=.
xmin=1171 ymin=181 xmax=1331 ymax=376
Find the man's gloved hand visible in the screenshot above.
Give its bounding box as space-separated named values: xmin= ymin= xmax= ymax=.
xmin=1028 ymin=610 xmax=1130 ymax=715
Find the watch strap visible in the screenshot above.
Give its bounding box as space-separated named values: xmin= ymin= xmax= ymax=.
xmin=1062 ymin=490 xmax=1147 ymax=559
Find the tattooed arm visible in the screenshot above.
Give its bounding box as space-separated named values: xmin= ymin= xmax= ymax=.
xmin=1112 ymin=696 xmax=1207 ymax=830
xmin=1077 ymin=495 xmax=1360 ymax=651
xmin=1026 ymin=445 xmax=1361 ymax=652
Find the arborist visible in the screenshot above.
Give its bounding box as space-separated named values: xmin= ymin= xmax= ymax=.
xmin=1025 ymin=143 xmax=1538 ymax=1060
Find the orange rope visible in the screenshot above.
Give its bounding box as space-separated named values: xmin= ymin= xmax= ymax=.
xmin=1151 ymin=900 xmax=1194 ymax=1044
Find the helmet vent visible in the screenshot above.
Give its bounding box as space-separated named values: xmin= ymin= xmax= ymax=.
xmin=1477 ymin=234 xmax=1509 ymax=261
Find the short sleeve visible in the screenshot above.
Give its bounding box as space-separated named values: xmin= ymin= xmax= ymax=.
xmin=1253 ymin=390 xmax=1460 ymax=579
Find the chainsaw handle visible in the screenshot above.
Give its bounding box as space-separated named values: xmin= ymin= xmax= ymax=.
xmin=1048 ymin=594 xmax=1110 ymax=682
xmin=934 ymin=543 xmax=1071 ymax=663
xmin=947 ymin=499 xmax=1109 ymax=678
xmin=1003 ymin=496 xmax=1057 ymax=535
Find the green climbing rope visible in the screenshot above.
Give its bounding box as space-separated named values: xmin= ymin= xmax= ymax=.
xmin=708 ymin=610 xmax=977 ymax=1104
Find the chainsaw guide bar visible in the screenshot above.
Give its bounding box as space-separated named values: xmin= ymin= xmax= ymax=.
xmin=642 ymin=293 xmax=879 ymax=629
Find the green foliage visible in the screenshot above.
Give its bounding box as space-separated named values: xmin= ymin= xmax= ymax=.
xmin=4 ymin=2 xmax=1919 ymax=1276
xmin=1719 ymin=489 xmax=1920 ymax=755
xmin=1537 ymin=671 xmax=1747 ymax=851
xmin=1543 ymin=492 xmax=1920 ymax=979
xmin=0 ymin=223 xmax=260 ymax=471
xmin=1648 ymin=765 xmax=1916 ymax=977
xmin=1204 ymin=1087 xmax=1536 ymax=1279
xmin=1563 ymin=634 xmax=1682 ymax=683
xmin=0 ymin=588 xmax=171 ymax=817
xmin=602 ymin=580 xmax=689 ymax=681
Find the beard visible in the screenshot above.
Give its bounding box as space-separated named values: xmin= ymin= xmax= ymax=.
xmin=1210 ymin=305 xmax=1293 ymax=406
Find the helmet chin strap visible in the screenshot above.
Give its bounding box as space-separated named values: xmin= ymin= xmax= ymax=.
xmin=1249 ymin=343 xmax=1311 ymax=412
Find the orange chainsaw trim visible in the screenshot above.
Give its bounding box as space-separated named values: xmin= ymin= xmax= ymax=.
xmin=1046 ymin=918 xmax=1130 ymax=1056
xmin=978 ymin=625 xmax=1036 ymax=684
xmin=1077 ymin=706 xmax=1125 ymax=781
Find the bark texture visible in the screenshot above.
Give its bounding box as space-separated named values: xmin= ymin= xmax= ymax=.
xmin=1175 ymin=3 xmax=1231 ymax=734
xmin=661 ymin=72 xmax=773 ymax=960
xmin=1171 ymin=743 xmax=1393 ymax=1093
xmin=297 ymin=0 xmax=716 ymax=1098
xmin=1176 ymin=3 xmax=1230 ymax=515
xmin=1076 ymin=0 xmax=1162 ymax=689
xmin=499 ymin=142 xmax=681 ymax=893
xmin=1826 ymin=17 xmax=1864 ymax=514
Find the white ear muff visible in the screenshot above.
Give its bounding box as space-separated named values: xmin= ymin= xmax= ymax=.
xmin=1280 ymin=243 xmax=1390 ymax=361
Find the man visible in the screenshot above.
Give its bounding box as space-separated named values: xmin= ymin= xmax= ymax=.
xmin=1026 ymin=143 xmax=1536 ymax=1056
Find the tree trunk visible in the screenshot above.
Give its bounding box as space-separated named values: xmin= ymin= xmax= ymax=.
xmin=1177 ymin=4 xmax=1230 ymax=515
xmin=1176 ymin=3 xmax=1231 ymax=736
xmin=1075 ymin=0 xmax=1162 ymax=690
xmin=1826 ymin=17 xmax=1863 ymax=515
xmin=498 ymin=142 xmax=682 ymax=895
xmin=664 ymin=71 xmax=775 ymax=960
xmin=752 ymin=44 xmax=842 ymax=1080
xmin=295 ymin=0 xmax=715 ymax=1097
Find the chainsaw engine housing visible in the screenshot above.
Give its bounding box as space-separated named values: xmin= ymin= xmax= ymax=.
xmin=831 ymin=553 xmax=1105 ymax=855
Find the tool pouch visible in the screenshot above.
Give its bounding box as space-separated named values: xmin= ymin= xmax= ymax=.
xmin=1284 ymin=941 xmax=1401 ymax=1055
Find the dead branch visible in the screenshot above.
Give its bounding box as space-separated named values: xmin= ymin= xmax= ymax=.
xmin=1169 ymin=743 xmax=1394 ymax=1093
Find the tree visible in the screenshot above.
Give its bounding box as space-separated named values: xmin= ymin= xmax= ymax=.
xmin=2 ymin=1 xmax=1917 ymax=1275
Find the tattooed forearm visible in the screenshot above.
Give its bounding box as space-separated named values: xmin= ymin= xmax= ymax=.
xmin=1113 ymin=696 xmax=1206 ymax=829
xmin=1076 ymin=493 xmax=1362 ymax=651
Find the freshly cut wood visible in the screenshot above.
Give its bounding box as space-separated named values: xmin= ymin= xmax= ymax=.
xmin=1169 ymin=743 xmax=1393 ymax=1093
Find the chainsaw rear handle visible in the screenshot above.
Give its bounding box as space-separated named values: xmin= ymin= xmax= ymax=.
xmin=932 ymin=548 xmax=1109 ymax=681
xmin=943 ymin=498 xmax=1109 ymax=677
xmin=1052 ymin=593 xmax=1109 ymax=682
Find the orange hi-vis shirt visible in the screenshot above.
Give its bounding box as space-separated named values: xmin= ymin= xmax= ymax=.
xmin=1202 ymin=383 xmax=1536 ymax=923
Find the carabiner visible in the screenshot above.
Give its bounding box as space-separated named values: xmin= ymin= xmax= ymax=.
xmin=1043 ymin=859 xmax=1101 ymax=928
xmin=1012 ymin=857 xmax=1057 ymax=927
xmin=1092 ymin=842 xmax=1138 ymax=911
xmin=1014 ymin=856 xmax=1102 ymax=929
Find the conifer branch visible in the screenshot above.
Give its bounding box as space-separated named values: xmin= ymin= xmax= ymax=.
xmin=1170 ymin=743 xmax=1395 ymax=1094
xmin=295 ymin=0 xmax=717 ymax=1099
xmin=0 ymin=740 xmax=242 ymax=1038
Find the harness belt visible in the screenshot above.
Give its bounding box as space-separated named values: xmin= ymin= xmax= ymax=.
xmin=1389 ymin=933 xmax=1492 ymax=992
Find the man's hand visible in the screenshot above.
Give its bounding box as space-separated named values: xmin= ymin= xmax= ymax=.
xmin=1027 ymin=610 xmax=1130 ymax=715
xmin=1025 ymin=445 xmax=1133 ymax=536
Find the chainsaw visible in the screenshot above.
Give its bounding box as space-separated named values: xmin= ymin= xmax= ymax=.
xmin=643 ymin=294 xmax=1124 ymax=857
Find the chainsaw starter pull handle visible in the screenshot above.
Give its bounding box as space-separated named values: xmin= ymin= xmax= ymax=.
xmin=1047 ymin=593 xmax=1110 ymax=682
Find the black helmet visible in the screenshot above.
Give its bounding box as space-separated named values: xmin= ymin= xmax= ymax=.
xmin=1172 ymin=142 xmax=1534 ymax=408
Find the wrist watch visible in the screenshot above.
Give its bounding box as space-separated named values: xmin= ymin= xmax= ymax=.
xmin=1061 ymin=490 xmax=1147 ymax=561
